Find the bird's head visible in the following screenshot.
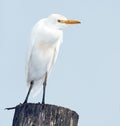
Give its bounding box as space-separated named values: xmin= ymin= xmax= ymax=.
xmin=45 ymin=14 xmax=80 ymax=29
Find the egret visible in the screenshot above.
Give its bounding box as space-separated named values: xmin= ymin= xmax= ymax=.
xmin=24 ymin=14 xmax=80 ymax=104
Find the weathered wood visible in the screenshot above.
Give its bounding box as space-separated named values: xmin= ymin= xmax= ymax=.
xmin=12 ymin=103 xmax=79 ymax=126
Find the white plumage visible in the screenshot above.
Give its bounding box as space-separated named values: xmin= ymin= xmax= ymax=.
xmin=24 ymin=14 xmax=80 ymax=103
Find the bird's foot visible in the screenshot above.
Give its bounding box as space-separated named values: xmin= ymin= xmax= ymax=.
xmin=5 ymin=103 xmax=22 ymax=110
xmin=41 ymin=101 xmax=45 ymax=109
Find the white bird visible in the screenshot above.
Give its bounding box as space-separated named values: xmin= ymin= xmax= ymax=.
xmin=23 ymin=14 xmax=80 ymax=104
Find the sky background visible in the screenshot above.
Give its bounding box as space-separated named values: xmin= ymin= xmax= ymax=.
xmin=0 ymin=0 xmax=120 ymax=126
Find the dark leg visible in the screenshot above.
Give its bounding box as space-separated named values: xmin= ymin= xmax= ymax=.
xmin=42 ymin=73 xmax=47 ymax=104
xmin=23 ymin=81 xmax=34 ymax=104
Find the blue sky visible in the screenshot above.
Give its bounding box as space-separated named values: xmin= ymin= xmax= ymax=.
xmin=0 ymin=0 xmax=120 ymax=126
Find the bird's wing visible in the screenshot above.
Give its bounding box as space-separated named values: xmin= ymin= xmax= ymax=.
xmin=26 ymin=42 xmax=47 ymax=97
xmin=26 ymin=19 xmax=45 ymax=81
xmin=47 ymin=37 xmax=63 ymax=75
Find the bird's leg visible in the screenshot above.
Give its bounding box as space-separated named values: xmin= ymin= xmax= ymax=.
xmin=23 ymin=81 xmax=34 ymax=104
xmin=6 ymin=81 xmax=34 ymax=109
xmin=42 ymin=73 xmax=47 ymax=105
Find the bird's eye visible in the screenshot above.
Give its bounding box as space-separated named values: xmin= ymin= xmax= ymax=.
xmin=57 ymin=20 xmax=61 ymax=23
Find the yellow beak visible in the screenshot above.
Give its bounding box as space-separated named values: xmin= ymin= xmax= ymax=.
xmin=58 ymin=19 xmax=81 ymax=24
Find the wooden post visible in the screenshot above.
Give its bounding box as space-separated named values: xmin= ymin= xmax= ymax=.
xmin=12 ymin=103 xmax=79 ymax=126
